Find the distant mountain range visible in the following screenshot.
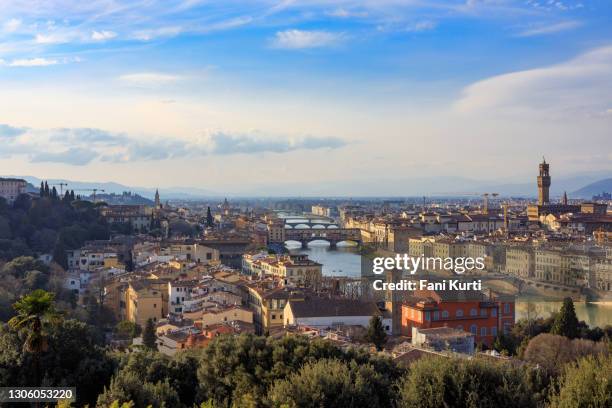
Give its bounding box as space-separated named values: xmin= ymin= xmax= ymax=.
xmin=571 ymin=178 xmax=612 ymax=199
xmin=6 ymin=172 xmax=612 ymax=199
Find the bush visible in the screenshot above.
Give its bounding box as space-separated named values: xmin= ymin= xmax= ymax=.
xmin=549 ymin=354 xmax=612 ymax=408
xmin=396 ymin=356 xmax=546 ymax=408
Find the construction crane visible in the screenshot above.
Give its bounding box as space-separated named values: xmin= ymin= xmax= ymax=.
xmin=51 ymin=182 xmax=68 ymax=195
xmin=431 ymin=191 xmax=499 ymax=213
xmin=74 ymin=188 xmax=105 ymax=202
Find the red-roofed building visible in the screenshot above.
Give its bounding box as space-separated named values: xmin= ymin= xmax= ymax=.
xmin=401 ymin=289 xmax=514 ymax=346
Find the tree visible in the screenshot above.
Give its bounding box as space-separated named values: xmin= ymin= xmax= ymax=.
xmin=270 ymin=358 xmax=393 ymax=408
xmin=397 ymin=356 xmax=546 ymax=408
xmin=206 ymin=206 xmax=214 ymax=228
xmin=115 ymin=321 xmax=141 ymax=340
xmin=8 ymin=290 xmax=62 ymax=386
xmin=44 ymin=181 xmax=50 ymax=197
xmin=52 ymin=235 xmax=68 ymax=270
xmin=142 ymin=318 xmax=157 ymax=350
xmin=51 ymin=186 xmax=58 ymax=200
xmin=551 ymin=298 xmax=579 ymax=339
xmin=39 ymin=182 xmax=45 ymax=198
xmin=522 ymin=333 xmax=608 ymax=375
xmin=365 ymin=315 xmax=387 ymax=351
xmin=549 ymin=354 xmax=612 ymax=408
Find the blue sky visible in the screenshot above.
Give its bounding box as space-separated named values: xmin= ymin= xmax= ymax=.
xmin=0 ymin=0 xmax=611 ymax=195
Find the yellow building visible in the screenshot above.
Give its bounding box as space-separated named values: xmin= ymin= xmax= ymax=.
xmin=198 ymin=306 xmax=253 ymax=328
xmin=535 ymin=248 xmax=590 ymax=287
xmin=246 ymin=284 xmax=306 ymax=334
xmin=505 ymin=246 xmax=534 ymax=278
xmin=126 ymin=279 xmax=169 ymax=327
xmin=258 ymin=254 xmax=322 ymax=285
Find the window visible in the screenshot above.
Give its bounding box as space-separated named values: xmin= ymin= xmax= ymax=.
xmin=441 ymin=310 xmax=449 ymax=318
xmin=491 ymin=327 xmax=497 ymax=336
xmin=425 ymin=311 xmax=431 ymax=321
xmin=480 ymin=309 xmax=487 ymax=317
xmin=456 ymin=309 xmax=464 ymax=317
xmin=271 ymin=314 xmax=276 ymax=319
xmin=491 ymin=308 xmax=497 ymax=317
xmin=153 ymin=303 xmax=157 ymax=308
xmin=504 ymin=303 xmax=510 ymax=314
xmin=480 ymin=327 xmax=487 ymax=336
xmin=470 ymin=324 xmax=477 ymax=334
xmin=433 ymin=311 xmax=439 ymax=321
xmin=470 ymin=308 xmax=477 ymax=317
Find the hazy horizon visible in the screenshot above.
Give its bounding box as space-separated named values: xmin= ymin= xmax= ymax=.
xmin=1 ymin=0 xmax=611 ymax=192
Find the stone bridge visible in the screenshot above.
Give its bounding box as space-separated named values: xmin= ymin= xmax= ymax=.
xmin=283 ymin=228 xmax=362 ymax=248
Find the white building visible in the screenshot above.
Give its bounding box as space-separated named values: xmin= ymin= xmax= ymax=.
xmin=284 ymin=297 xmax=391 ymax=334
xmin=0 ymin=178 xmax=27 ymax=203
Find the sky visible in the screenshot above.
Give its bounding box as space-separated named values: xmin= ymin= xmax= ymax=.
xmin=0 ymin=0 xmax=611 ymax=195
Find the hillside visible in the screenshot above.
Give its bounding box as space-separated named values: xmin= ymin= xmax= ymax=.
xmin=572 ymin=178 xmax=612 ymax=198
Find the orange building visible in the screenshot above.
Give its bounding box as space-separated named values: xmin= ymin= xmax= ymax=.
xmin=401 ymin=289 xmax=514 ymax=346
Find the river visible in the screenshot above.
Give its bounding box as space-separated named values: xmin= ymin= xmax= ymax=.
xmin=287 ymin=241 xmax=612 ymax=328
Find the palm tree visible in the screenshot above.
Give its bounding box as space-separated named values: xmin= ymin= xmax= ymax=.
xmin=9 ymin=289 xmax=62 ymax=386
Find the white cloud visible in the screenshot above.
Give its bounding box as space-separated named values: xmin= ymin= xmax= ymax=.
xmin=455 ymin=45 xmax=612 ymax=117
xmin=3 ymin=18 xmax=21 ymax=33
xmin=517 ymin=21 xmax=582 ymax=37
xmin=132 ymin=26 xmax=182 ymax=41
xmin=91 ymin=30 xmax=117 ymax=41
xmin=34 ymin=32 xmax=70 ymax=44
xmin=119 ymin=72 xmax=183 ymax=86
xmin=326 ymin=8 xmax=368 ymax=18
xmin=7 ymin=57 xmax=59 ymax=67
xmin=272 ymin=29 xmax=344 ymax=49
xmin=405 ymin=20 xmax=437 ymax=32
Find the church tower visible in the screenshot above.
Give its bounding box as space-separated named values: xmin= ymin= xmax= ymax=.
xmin=537 ymin=157 xmax=551 ymax=205
xmin=154 ymin=189 xmax=161 ymax=209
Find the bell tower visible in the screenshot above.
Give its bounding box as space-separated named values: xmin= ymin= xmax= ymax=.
xmin=537 ymin=157 xmax=551 ymax=205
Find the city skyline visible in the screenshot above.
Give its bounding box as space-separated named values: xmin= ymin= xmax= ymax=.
xmin=1 ymin=0 xmax=611 ymax=193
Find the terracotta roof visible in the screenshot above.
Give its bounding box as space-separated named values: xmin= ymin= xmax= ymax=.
xmin=288 ymin=297 xmax=381 ymax=318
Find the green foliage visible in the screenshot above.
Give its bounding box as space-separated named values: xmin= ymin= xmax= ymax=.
xmin=97 ymin=351 xmax=197 ymax=408
xmin=269 ymin=358 xmax=394 ymax=408
xmin=8 ymin=289 xmax=61 ymax=354
xmin=551 ymin=298 xmax=579 ymax=339
xmin=196 ymin=334 xmax=403 ymax=407
xmin=0 ymin=193 xmax=110 ymax=263
xmin=0 ymin=257 xmax=75 ymax=320
xmin=549 ymin=354 xmax=612 ymax=408
xmin=1 ymin=292 xmax=115 ymax=406
xmin=142 ymin=318 xmax=157 ymax=350
xmin=397 ymin=356 xmax=547 ymax=408
xmin=364 ymin=315 xmax=387 ymax=351
xmin=206 ymin=207 xmax=214 ymax=228
xmin=115 ymin=321 xmax=142 ymax=340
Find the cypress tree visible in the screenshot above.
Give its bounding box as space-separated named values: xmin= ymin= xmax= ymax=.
xmin=51 ymin=186 xmax=58 ymax=199
xmin=365 ymin=315 xmax=388 ymax=351
xmin=44 ymin=181 xmax=50 ymax=197
xmin=39 ymin=182 xmax=45 ymax=197
xmin=206 ymin=206 xmax=214 ymax=228
xmin=142 ymin=318 xmax=157 ymax=350
xmin=551 ymin=297 xmax=579 ymax=339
